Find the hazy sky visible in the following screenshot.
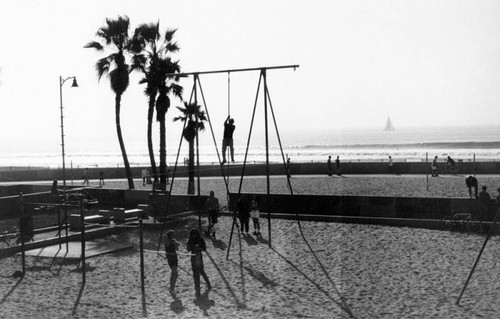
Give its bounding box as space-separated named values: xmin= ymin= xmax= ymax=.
xmin=1 ymin=0 xmax=499 ymax=154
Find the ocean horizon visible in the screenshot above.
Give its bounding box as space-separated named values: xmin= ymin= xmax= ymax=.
xmin=3 ymin=125 xmax=500 ymax=169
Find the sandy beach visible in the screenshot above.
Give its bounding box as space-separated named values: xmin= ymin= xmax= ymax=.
xmin=2 ymin=174 xmax=500 ymax=318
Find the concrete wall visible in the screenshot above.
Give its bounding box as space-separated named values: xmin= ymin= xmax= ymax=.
xmin=1 ymin=161 xmax=499 ymax=182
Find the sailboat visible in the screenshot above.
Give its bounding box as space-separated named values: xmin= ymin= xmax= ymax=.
xmin=384 ymin=117 xmax=395 ymax=131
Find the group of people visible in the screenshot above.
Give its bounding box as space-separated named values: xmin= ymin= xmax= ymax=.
xmin=164 ymin=190 xmax=262 ymax=298
xmin=327 ymin=155 xmax=341 ymax=176
xmin=81 ymin=168 xmax=105 ymax=186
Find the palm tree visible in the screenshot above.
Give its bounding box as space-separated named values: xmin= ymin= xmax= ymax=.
xmin=130 ymin=23 xmax=181 ymax=189
xmin=173 ymin=102 xmax=207 ymax=194
xmin=84 ymin=16 xmax=135 ymax=189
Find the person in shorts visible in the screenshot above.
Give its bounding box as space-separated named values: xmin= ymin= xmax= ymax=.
xmin=221 ymin=116 xmax=235 ymax=164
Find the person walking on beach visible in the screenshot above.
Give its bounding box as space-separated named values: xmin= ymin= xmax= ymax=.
xmin=99 ymin=170 xmax=105 ymax=185
xmin=142 ymin=168 xmax=147 ymax=186
xmin=82 ymin=168 xmax=90 ymax=185
xmin=205 ymin=191 xmax=219 ymax=239
xmin=431 ymin=156 xmax=439 ymax=177
xmin=479 ymin=186 xmax=491 ymax=221
xmin=335 ymin=156 xmax=341 ymax=176
xmin=466 ymin=175 xmax=478 ymax=199
xmin=286 ymin=157 xmax=291 ymax=178
xmin=186 ymin=228 xmax=211 ymax=298
xmin=388 ymin=156 xmax=394 ymax=174
xmin=237 ymin=195 xmax=250 ymax=236
xmin=327 ymin=156 xmax=333 ymax=176
xmin=250 ymin=195 xmax=261 ymax=236
xmin=221 ymin=116 xmax=235 ymax=164
xmin=165 ymin=230 xmax=180 ymax=294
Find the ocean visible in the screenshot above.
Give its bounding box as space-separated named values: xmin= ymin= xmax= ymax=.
xmin=2 ymin=125 xmax=499 ymax=169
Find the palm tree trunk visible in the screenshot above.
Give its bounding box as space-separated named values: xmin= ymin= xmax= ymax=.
xmin=187 ymin=140 xmax=195 ymax=194
xmin=147 ymin=95 xmax=159 ymax=186
xmin=159 ymin=114 xmax=167 ymax=191
xmin=115 ymin=94 xmax=134 ymax=189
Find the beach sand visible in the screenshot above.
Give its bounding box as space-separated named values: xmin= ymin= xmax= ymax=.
xmin=2 ymin=174 xmax=500 ymax=318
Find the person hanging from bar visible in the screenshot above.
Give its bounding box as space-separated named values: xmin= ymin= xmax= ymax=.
xmin=165 ymin=230 xmax=180 ymax=294
xmin=221 ymin=116 xmax=235 ymax=164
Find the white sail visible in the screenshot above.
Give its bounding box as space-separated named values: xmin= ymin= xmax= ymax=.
xmin=384 ymin=117 xmax=394 ymax=131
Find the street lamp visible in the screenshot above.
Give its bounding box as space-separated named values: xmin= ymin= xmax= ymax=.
xmin=59 ymin=76 xmax=78 ymax=194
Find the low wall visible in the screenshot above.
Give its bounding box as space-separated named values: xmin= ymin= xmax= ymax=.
xmin=0 ymin=161 xmax=499 ymax=182
xmin=228 ymin=193 xmax=497 ymax=221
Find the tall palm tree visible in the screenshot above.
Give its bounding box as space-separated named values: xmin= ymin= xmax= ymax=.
xmin=84 ymin=16 xmax=135 ymax=189
xmin=173 ymin=102 xmax=207 ymax=194
xmin=130 ymin=23 xmax=181 ymax=189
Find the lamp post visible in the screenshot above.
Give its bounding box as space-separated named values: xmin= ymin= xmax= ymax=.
xmin=59 ymin=76 xmax=78 ymax=194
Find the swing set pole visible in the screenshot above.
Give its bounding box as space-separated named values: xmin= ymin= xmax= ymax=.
xmin=457 ymin=207 xmax=500 ymax=305
xmin=165 ymin=64 xmax=299 ymax=77
xmin=263 ymin=69 xmax=272 ymax=248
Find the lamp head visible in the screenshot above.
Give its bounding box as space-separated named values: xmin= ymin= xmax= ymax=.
xmin=71 ymin=78 xmax=78 ymax=87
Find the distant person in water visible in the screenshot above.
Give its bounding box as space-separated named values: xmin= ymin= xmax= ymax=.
xmin=431 ymin=156 xmax=439 ymax=177
xmin=82 ymin=168 xmax=89 ymax=185
xmin=221 ymin=116 xmax=235 ymax=164
xmin=465 ymin=175 xmax=478 ymax=199
xmin=335 ymin=156 xmax=341 ymax=176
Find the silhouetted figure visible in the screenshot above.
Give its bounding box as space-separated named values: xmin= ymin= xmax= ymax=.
xmin=327 ymin=156 xmax=332 ymax=176
xmin=205 ymin=191 xmax=219 ymax=238
xmin=165 ymin=230 xmax=180 ymax=294
xmin=431 ymin=156 xmax=439 ymax=177
xmin=82 ymin=168 xmax=89 ymax=185
xmin=186 ymin=228 xmax=211 ymax=298
xmin=335 ymin=156 xmax=341 ymax=176
xmin=465 ymin=175 xmax=478 ymax=199
xmin=237 ymin=195 xmax=250 ymax=236
xmin=479 ymin=186 xmax=491 ymax=221
xmin=99 ymin=170 xmax=105 ymax=185
xmin=446 ymin=156 xmax=456 ymax=173
xmin=221 ymin=116 xmax=235 ymax=164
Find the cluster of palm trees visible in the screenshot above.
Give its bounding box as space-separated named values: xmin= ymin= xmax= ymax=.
xmin=85 ymin=16 xmax=206 ymax=193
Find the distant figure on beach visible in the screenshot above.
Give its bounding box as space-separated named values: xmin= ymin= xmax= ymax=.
xmin=431 ymin=156 xmax=439 ymax=177
xmin=465 ymin=175 xmax=478 ymax=199
xmin=165 ymin=230 xmax=180 ymax=294
xmin=446 ymin=156 xmax=456 ymax=173
xmin=221 ymin=116 xmax=235 ymax=164
xmin=99 ymin=170 xmax=105 ymax=185
xmin=82 ymin=168 xmax=89 ymax=185
xmin=286 ymin=157 xmax=291 ymax=178
xmin=205 ymin=191 xmax=219 ymax=239
xmin=141 ymin=168 xmax=147 ymax=186
xmin=479 ymin=186 xmax=491 ymax=220
xmin=186 ymin=228 xmax=211 ymax=298
xmin=335 ymin=156 xmax=341 ymax=176
xmin=250 ymin=195 xmax=261 ymax=236
xmin=237 ymin=195 xmax=250 ymax=236
xmin=327 ymin=156 xmax=332 ymax=176
xmin=388 ymin=156 xmax=394 ymax=174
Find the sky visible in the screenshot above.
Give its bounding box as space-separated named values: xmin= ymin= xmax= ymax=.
xmin=1 ymin=0 xmax=500 ymax=156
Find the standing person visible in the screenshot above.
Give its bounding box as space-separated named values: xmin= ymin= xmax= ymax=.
xmin=99 ymin=170 xmax=105 ymax=185
xmin=496 ymin=187 xmax=500 ymax=206
xmin=446 ymin=156 xmax=456 ymax=173
xmin=431 ymin=156 xmax=439 ymax=177
xmin=388 ymin=156 xmax=394 ymax=174
xmin=205 ymin=191 xmax=219 ymax=239
xmin=465 ymin=175 xmax=478 ymax=199
xmin=327 ymin=156 xmax=332 ymax=176
xmin=237 ymin=195 xmax=250 ymax=236
xmin=250 ymin=196 xmax=261 ymax=235
xmin=479 ymin=186 xmax=491 ymax=221
xmin=186 ymin=228 xmax=211 ymax=298
xmin=82 ymin=168 xmax=89 ymax=185
xmin=141 ymin=168 xmax=147 ymax=186
xmin=221 ymin=116 xmax=235 ymax=164
xmin=165 ymin=230 xmax=180 ymax=294
xmin=335 ymin=156 xmax=341 ymax=176
xmin=286 ymin=157 xmax=291 ymax=178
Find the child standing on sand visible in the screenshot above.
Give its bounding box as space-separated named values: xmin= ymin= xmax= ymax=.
xmin=186 ymin=228 xmax=211 ymax=298
xmin=165 ymin=230 xmax=180 ymax=294
xmin=250 ymin=196 xmax=261 ymax=235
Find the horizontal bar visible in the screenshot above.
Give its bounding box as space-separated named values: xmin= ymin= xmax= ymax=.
xmin=166 ymin=64 xmax=300 ymax=77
